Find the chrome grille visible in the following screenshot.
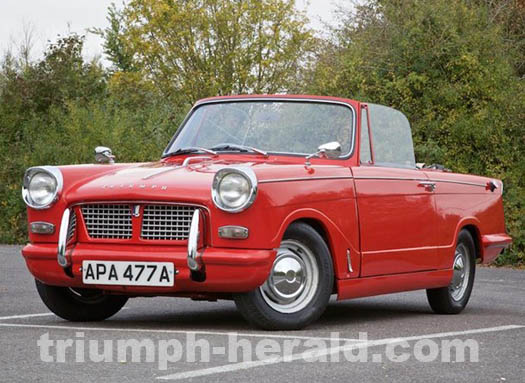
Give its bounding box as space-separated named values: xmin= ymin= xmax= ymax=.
xmin=67 ymin=210 xmax=76 ymax=243
xmin=81 ymin=204 xmax=132 ymax=239
xmin=141 ymin=205 xmax=196 ymax=240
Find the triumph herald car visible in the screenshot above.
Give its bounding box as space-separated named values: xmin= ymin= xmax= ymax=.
xmin=21 ymin=95 xmax=512 ymax=330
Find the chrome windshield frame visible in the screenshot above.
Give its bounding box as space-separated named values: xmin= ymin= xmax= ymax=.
xmin=162 ymin=97 xmax=357 ymax=160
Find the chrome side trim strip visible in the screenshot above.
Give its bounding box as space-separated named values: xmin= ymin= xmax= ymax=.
xmin=354 ymin=176 xmax=427 ymax=182
xmin=354 ymin=176 xmax=486 ymax=188
xmin=260 ymin=176 xmax=354 ymax=184
xmin=57 ymin=208 xmax=71 ymax=267
xmin=261 ymin=175 xmax=485 ymax=187
xmin=429 ymin=179 xmax=487 ymax=188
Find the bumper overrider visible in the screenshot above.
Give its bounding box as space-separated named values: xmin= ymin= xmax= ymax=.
xmin=22 ymin=207 xmax=275 ymax=295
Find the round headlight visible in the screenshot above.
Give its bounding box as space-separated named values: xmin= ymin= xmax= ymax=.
xmin=29 ymin=172 xmax=57 ymax=206
xmin=219 ymin=173 xmax=250 ymax=208
xmin=212 ymin=168 xmax=257 ymax=213
xmin=22 ymin=166 xmax=63 ymax=209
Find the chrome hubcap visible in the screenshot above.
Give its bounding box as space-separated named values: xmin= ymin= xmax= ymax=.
xmin=67 ymin=287 xmax=105 ymax=304
xmin=260 ymin=239 xmax=319 ymax=313
xmin=450 ymin=243 xmax=470 ymax=301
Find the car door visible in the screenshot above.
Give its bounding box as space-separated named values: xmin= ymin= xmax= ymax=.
xmin=353 ymin=104 xmax=439 ymax=277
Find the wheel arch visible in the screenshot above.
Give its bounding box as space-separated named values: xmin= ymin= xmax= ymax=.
xmin=460 ymin=224 xmax=482 ymax=261
xmin=289 ymin=218 xmax=338 ymax=294
xmin=273 ymin=208 xmax=359 ymax=280
xmin=294 ymin=218 xmax=331 ymax=249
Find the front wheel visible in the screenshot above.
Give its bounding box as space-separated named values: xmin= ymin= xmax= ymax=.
xmin=35 ymin=280 xmax=128 ymax=321
xmin=234 ymin=222 xmax=334 ymax=330
xmin=427 ymin=229 xmax=476 ymax=314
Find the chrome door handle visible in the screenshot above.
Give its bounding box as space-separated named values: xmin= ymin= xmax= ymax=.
xmin=418 ymin=181 xmax=436 ymax=191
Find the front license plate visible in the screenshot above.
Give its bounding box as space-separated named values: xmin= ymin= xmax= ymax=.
xmin=82 ymin=261 xmax=175 ymax=287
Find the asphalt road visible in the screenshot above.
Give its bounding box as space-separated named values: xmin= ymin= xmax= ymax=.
xmin=1 ymin=244 xmax=524 ymax=382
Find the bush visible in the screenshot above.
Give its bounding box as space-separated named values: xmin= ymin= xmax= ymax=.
xmin=306 ymin=0 xmax=524 ymax=266
xmin=0 ymin=35 xmax=187 ymax=243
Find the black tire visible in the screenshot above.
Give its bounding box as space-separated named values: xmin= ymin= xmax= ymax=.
xmin=35 ymin=280 xmax=128 ymax=321
xmin=427 ymin=230 xmax=476 ymax=314
xmin=234 ymin=222 xmax=334 ymax=330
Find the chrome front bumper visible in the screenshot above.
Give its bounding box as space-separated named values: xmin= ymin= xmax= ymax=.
xmin=57 ymin=208 xmax=71 ymax=267
xmin=57 ymin=206 xmax=205 ymax=272
xmin=187 ymin=208 xmax=204 ymax=271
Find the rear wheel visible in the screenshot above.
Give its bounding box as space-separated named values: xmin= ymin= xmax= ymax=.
xmin=427 ymin=230 xmax=476 ymax=314
xmin=234 ymin=222 xmax=334 ymax=330
xmin=35 ymin=280 xmax=128 ymax=321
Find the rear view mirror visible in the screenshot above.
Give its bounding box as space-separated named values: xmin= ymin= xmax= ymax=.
xmin=95 ymin=146 xmax=115 ymax=164
xmin=305 ymin=141 xmax=342 ymax=166
xmin=317 ymin=141 xmax=342 ymax=159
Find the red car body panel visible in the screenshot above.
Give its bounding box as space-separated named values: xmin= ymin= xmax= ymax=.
xmin=21 ymin=94 xmax=511 ymax=300
xmin=23 ymin=243 xmax=275 ymax=294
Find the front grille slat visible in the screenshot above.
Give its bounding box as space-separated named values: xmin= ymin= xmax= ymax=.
xmin=81 ymin=204 xmax=132 ymax=239
xmin=141 ymin=205 xmax=196 ymax=240
xmin=79 ymin=203 xmax=196 ymax=241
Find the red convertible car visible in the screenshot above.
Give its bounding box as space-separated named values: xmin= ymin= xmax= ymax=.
xmin=21 ymin=95 xmax=512 ymax=330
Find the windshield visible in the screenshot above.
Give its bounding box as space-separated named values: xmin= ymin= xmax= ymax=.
xmin=164 ymin=101 xmax=354 ymax=156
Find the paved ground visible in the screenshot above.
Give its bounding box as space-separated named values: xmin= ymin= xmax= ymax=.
xmin=1 ymin=244 xmax=524 ymax=382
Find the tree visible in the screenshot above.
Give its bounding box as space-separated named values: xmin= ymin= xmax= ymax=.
xmin=470 ymin=0 xmax=525 ymax=77
xmin=98 ymin=0 xmax=315 ymax=102
xmin=307 ymin=0 xmax=524 ymax=264
xmin=93 ymin=3 xmax=137 ymax=73
xmin=0 ymin=32 xmax=179 ymax=244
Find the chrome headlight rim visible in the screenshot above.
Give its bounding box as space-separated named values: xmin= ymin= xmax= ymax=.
xmin=211 ymin=167 xmax=257 ymax=213
xmin=22 ymin=166 xmax=63 ymax=210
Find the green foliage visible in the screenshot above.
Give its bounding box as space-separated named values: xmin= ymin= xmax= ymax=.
xmin=96 ymin=0 xmax=315 ymax=103
xmin=308 ymin=0 xmax=524 ymax=265
xmin=92 ymin=3 xmax=137 ymax=73
xmin=0 ymin=34 xmax=185 ymax=243
xmin=470 ymin=0 xmax=525 ymax=77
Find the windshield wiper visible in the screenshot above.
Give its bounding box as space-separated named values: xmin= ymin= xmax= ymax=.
xmin=210 ymin=143 xmax=268 ymax=157
xmin=165 ymin=146 xmax=217 ymax=157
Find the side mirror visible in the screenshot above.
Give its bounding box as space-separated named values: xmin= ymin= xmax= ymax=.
xmin=305 ymin=141 xmax=342 ymax=166
xmin=95 ymin=146 xmax=115 ymax=164
xmin=318 ymin=141 xmax=342 ymax=159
